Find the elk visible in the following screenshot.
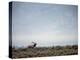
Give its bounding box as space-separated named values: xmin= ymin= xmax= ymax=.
xmin=28 ymin=42 xmax=37 ymax=48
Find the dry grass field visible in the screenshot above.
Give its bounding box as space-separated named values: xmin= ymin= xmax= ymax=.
xmin=12 ymin=45 xmax=78 ymax=58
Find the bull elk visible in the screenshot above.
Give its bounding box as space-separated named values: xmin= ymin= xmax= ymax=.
xmin=28 ymin=42 xmax=37 ymax=48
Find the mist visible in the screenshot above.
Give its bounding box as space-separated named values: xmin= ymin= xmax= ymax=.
xmin=12 ymin=2 xmax=78 ymax=48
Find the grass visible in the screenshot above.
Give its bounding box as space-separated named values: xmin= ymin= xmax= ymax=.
xmin=12 ymin=45 xmax=78 ymax=58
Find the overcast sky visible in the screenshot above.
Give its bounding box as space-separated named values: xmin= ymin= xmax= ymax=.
xmin=12 ymin=2 xmax=78 ymax=48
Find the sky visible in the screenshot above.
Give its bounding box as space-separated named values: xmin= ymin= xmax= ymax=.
xmin=12 ymin=2 xmax=78 ymax=48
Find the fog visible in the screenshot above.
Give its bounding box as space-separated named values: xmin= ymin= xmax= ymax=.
xmin=12 ymin=2 xmax=78 ymax=48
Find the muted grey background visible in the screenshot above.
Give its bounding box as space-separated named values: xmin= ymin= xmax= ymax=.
xmin=12 ymin=2 xmax=78 ymax=48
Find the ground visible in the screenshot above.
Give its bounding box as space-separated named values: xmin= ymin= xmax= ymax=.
xmin=12 ymin=45 xmax=78 ymax=58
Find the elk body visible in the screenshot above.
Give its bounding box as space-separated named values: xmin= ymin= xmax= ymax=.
xmin=28 ymin=42 xmax=37 ymax=48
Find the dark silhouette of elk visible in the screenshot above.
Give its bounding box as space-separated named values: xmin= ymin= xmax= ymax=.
xmin=28 ymin=42 xmax=37 ymax=48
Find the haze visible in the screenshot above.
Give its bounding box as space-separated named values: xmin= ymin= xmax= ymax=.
xmin=12 ymin=2 xmax=78 ymax=48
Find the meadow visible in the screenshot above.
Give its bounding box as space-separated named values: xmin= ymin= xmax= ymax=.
xmin=12 ymin=45 xmax=78 ymax=58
